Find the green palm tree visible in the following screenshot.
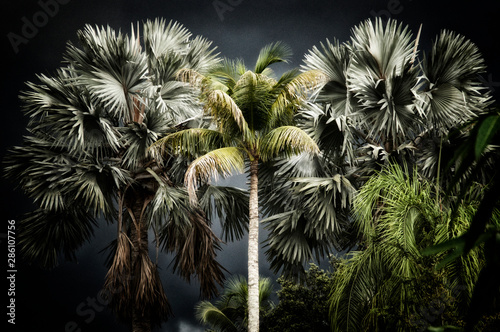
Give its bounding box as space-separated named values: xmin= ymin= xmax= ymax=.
xmin=4 ymin=19 xmax=249 ymax=332
xmin=260 ymin=18 xmax=492 ymax=277
xmin=329 ymin=163 xmax=487 ymax=332
xmin=195 ymin=275 xmax=273 ymax=332
xmin=423 ymin=106 xmax=500 ymax=330
xmin=152 ymin=42 xmax=322 ymax=331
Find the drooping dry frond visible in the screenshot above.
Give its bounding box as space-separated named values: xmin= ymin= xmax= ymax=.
xmin=161 ymin=209 xmax=226 ymax=298
xmin=103 ymin=232 xmax=133 ymax=319
xmin=132 ymin=252 xmax=172 ymax=325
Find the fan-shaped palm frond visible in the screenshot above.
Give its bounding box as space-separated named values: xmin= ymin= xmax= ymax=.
xmin=4 ymin=18 xmax=229 ymax=331
xmin=198 ymin=185 xmax=249 ymax=242
xmin=16 ymin=208 xmax=96 ymax=268
xmin=418 ymin=29 xmax=491 ymax=129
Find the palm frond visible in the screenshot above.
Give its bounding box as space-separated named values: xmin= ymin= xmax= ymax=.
xmin=143 ymin=18 xmax=192 ymax=59
xmin=418 ymin=29 xmax=491 ymax=129
xmin=152 ymin=128 xmax=228 ymax=160
xmin=22 ymin=70 xmax=122 ymax=155
xmin=254 ymin=41 xmax=292 ymax=74
xmin=349 ymin=18 xmax=415 ymax=79
xmin=17 ymin=208 xmax=96 ymax=268
xmin=195 ymin=275 xmax=273 ymax=331
xmin=210 ymin=58 xmax=247 ymax=93
xmin=260 ymin=126 xmax=319 ymax=162
xmin=161 ymin=209 xmax=226 ymax=298
xmin=330 ymin=248 xmax=382 ymax=332
xmin=198 ymin=185 xmax=249 ymax=242
xmin=66 ymin=24 xmax=149 ymax=123
xmin=185 ymin=147 xmax=246 ymax=205
xmin=232 ymin=70 xmax=276 ymax=132
xmin=195 ymin=301 xmax=238 ymax=332
xmin=330 ymin=163 xmax=485 ymax=331
xmin=268 ymin=69 xmax=326 ymax=129
xmin=204 ymin=89 xmax=252 ymax=141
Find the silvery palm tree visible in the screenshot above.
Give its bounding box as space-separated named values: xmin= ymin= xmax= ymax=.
xmin=152 ymin=42 xmax=323 ymax=331
xmin=261 ymin=18 xmax=492 ymax=277
xmin=4 ymin=19 xmax=249 ymax=332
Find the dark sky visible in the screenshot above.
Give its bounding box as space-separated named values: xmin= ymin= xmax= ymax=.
xmin=2 ymin=1 xmax=500 ymax=331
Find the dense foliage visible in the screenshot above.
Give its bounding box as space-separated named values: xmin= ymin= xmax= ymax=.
xmin=5 ymin=16 xmax=500 ymax=332
xmin=262 ymin=264 xmax=332 ymax=332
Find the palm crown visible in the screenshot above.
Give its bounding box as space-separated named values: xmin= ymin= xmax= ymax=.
xmin=259 ymin=19 xmax=493 ymax=280
xmin=4 ymin=18 xmax=250 ymax=331
xmin=152 ymin=41 xmax=323 ymax=332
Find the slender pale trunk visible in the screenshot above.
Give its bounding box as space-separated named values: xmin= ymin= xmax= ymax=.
xmin=130 ymin=197 xmax=151 ymax=332
xmin=247 ymin=158 xmax=260 ymax=332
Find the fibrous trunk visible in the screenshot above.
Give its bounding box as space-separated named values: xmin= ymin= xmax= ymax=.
xmin=130 ymin=194 xmax=152 ymax=332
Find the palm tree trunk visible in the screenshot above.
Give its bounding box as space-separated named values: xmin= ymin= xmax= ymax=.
xmin=247 ymin=158 xmax=260 ymax=332
xmin=130 ymin=196 xmax=152 ymax=332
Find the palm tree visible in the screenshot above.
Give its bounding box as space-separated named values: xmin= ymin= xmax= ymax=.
xmin=422 ymin=106 xmax=500 ymax=330
xmin=329 ymin=163 xmax=486 ymax=331
xmin=260 ymin=18 xmax=492 ymax=276
xmin=4 ymin=19 xmax=249 ymax=332
xmin=152 ymin=42 xmax=323 ymax=331
xmin=195 ymin=275 xmax=273 ymax=332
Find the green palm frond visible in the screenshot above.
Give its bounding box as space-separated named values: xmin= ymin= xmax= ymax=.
xmin=330 ymin=248 xmax=382 ymax=332
xmin=195 ymin=275 xmax=273 ymax=331
xmin=195 ymin=301 xmax=239 ymax=332
xmin=254 ymin=41 xmax=292 ymax=74
xmin=211 ymin=58 xmax=247 ymax=93
xmin=204 ymin=89 xmax=252 ymax=141
xmin=260 ymin=126 xmax=319 ymax=162
xmin=232 ymin=70 xmax=276 ymax=132
xmin=152 ymin=128 xmax=229 ymax=159
xmin=185 ymin=147 xmax=246 ymax=204
xmin=268 ymin=69 xmax=326 ymax=129
xmin=329 ymin=163 xmax=484 ymax=331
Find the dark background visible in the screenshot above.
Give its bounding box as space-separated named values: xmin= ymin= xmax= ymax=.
xmin=2 ymin=1 xmax=500 ymax=331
